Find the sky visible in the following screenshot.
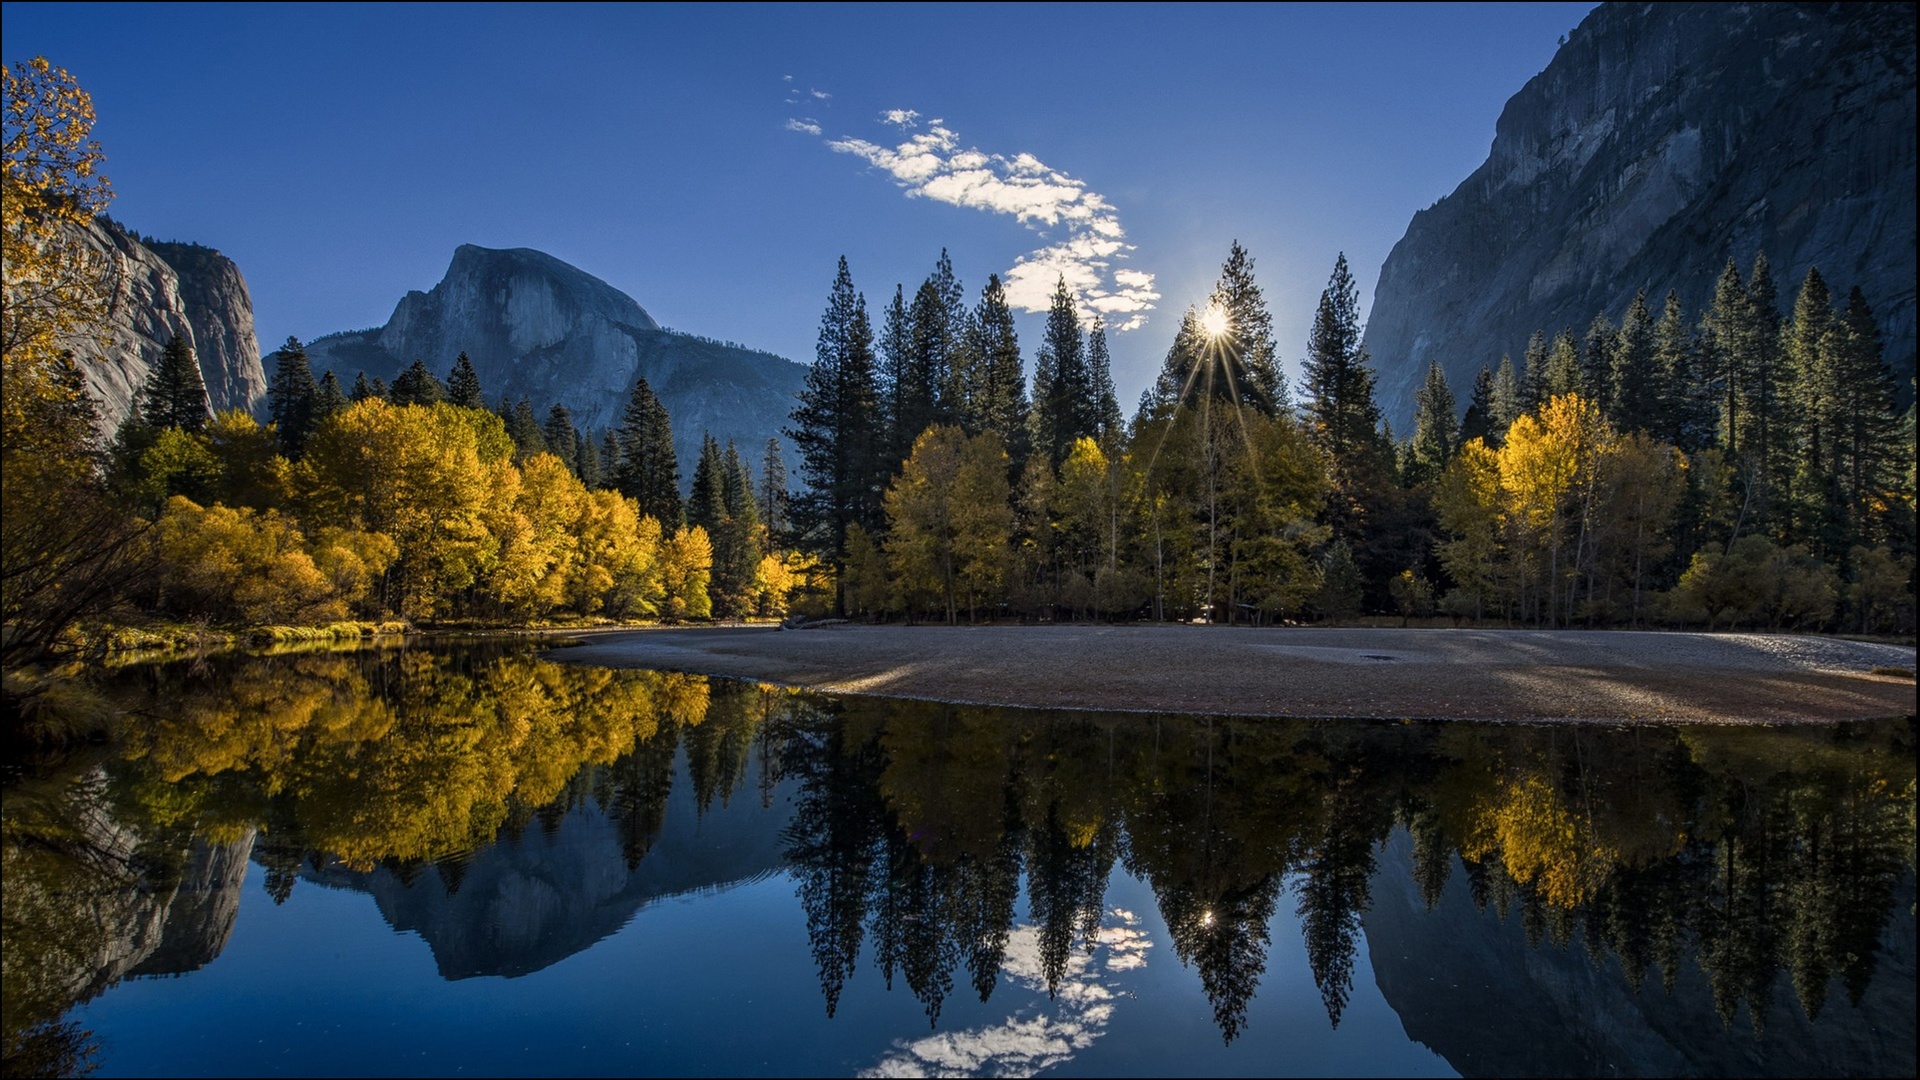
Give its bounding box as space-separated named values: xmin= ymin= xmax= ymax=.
xmin=6 ymin=1 xmax=1597 ymax=406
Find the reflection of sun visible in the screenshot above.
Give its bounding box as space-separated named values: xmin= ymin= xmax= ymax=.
xmin=1199 ymin=303 xmax=1231 ymax=340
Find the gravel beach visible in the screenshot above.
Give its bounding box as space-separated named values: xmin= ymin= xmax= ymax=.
xmin=552 ymin=624 xmax=1917 ymax=723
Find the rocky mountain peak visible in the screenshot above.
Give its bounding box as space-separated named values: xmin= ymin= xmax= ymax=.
xmin=1363 ymin=1 xmax=1916 ymax=427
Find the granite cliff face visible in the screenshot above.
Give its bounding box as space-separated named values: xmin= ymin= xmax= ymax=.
xmin=1364 ymin=2 xmax=1917 ymax=427
xmin=61 ymin=219 xmax=266 ymax=430
xmin=305 ymin=245 xmax=808 ymax=470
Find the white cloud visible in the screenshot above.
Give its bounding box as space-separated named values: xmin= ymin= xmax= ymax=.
xmin=860 ymin=909 xmax=1153 ymax=1078
xmin=812 ymin=89 xmax=832 ymax=100
xmin=802 ymin=109 xmax=1157 ymax=329
xmin=785 ymin=118 xmax=823 ymax=136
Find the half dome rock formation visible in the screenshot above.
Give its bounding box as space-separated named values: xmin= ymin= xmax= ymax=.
xmin=61 ymin=218 xmax=266 ymax=429
xmin=1364 ymin=2 xmax=1916 ymax=428
xmin=304 ymin=244 xmax=808 ymax=470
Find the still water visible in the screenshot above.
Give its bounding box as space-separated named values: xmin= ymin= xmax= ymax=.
xmin=3 ymin=640 xmax=1913 ymax=1077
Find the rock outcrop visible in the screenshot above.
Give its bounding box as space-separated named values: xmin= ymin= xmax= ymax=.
xmin=1364 ymin=2 xmax=1916 ymax=428
xmin=60 ymin=218 xmax=266 ymax=430
xmin=305 ymin=245 xmax=808 ymax=471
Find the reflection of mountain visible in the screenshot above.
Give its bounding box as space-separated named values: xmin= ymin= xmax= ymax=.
xmin=127 ymin=827 xmax=255 ymax=979
xmin=1363 ymin=830 xmax=1917 ymax=1078
xmin=297 ymin=753 xmax=794 ymax=980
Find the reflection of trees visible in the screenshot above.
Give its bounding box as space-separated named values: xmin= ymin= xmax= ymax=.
xmin=8 ymin=645 xmax=1913 ymax=1066
xmin=774 ymin=703 xmax=1912 ymax=1045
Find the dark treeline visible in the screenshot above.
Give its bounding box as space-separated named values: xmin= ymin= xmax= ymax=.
xmin=5 ymin=650 xmax=1911 ymax=1068
xmin=786 ymin=247 xmax=1916 ymax=632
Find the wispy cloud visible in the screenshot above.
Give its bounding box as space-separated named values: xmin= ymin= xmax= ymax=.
xmin=785 ymin=118 xmax=823 ymax=136
xmin=860 ymin=909 xmax=1153 ymax=1077
xmin=795 ymin=107 xmax=1158 ymax=330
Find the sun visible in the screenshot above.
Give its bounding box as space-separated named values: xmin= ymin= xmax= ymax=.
xmin=1199 ymin=303 xmax=1230 ymax=339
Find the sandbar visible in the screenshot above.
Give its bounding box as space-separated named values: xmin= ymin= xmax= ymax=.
xmin=553 ymin=624 xmax=1917 ymax=723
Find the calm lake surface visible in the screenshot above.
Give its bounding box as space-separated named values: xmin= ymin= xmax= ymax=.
xmin=3 ymin=640 xmax=1913 ymax=1078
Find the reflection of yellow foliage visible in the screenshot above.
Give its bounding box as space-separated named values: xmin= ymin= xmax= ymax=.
xmin=115 ymin=650 xmax=715 ymax=869
xmin=1470 ymin=775 xmax=1619 ymax=908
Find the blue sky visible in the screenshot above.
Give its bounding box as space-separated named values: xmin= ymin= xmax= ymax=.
xmin=7 ymin=2 xmax=1596 ymax=405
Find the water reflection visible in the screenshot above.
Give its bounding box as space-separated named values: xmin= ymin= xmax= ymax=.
xmin=1 ymin=643 xmax=1912 ymax=1077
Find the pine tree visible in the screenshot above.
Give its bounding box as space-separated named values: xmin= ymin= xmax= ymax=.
xmin=617 ymin=377 xmax=682 ymax=526
xmin=1087 ymin=317 xmax=1122 ymax=438
xmin=689 ymin=434 xmax=727 ymax=533
xmin=900 ymin=278 xmax=951 ymax=459
xmin=1033 ymin=276 xmax=1093 ymax=468
xmin=1460 ymin=364 xmax=1494 ymax=446
xmin=786 ymin=256 xmax=884 ymax=572
xmin=543 ymin=403 xmax=580 ymax=475
xmin=1208 ymin=240 xmax=1286 ymax=413
xmin=447 ymin=352 xmax=485 ymax=408
xmin=1610 ymin=291 xmax=1656 ymax=431
xmin=1580 ymin=313 xmax=1615 ymax=413
xmin=1488 ymin=355 xmax=1521 ymax=444
xmin=389 ymin=359 xmax=446 ymax=407
xmin=1652 ymin=290 xmax=1708 ymax=450
xmin=599 ymin=430 xmax=621 ymax=490
xmin=1784 ymin=267 xmax=1841 ymax=552
xmin=578 ymin=430 xmax=603 ymax=489
xmin=968 ymin=273 xmax=1028 ymax=465
xmin=1302 ymin=254 xmax=1380 ymax=463
xmin=142 ymin=333 xmax=211 ymax=432
xmin=266 ymin=335 xmax=316 ymax=455
xmin=879 ymin=284 xmax=912 ymax=469
xmin=1833 ymin=288 xmax=1904 ymax=548
xmin=350 ymin=371 xmax=379 ymax=402
xmin=1520 ymin=331 xmax=1550 ymax=412
xmin=1544 ymin=329 xmax=1581 ymax=400
xmin=312 ymin=370 xmax=349 ymax=425
xmin=759 ymin=437 xmax=788 ymax=543
xmin=1408 ymin=361 xmax=1458 ymax=485
xmin=507 ymin=399 xmax=547 ymax=459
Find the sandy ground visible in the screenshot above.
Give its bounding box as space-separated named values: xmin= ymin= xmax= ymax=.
xmin=551 ymin=624 xmax=1918 ymax=723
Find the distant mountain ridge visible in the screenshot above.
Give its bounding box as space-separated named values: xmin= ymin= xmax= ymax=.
xmin=304 ymin=245 xmax=808 ymax=471
xmin=1363 ymin=1 xmax=1917 ymax=428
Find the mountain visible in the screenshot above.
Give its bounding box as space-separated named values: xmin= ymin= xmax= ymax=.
xmin=1361 ymin=830 xmax=1916 ymax=1077
xmin=297 ymin=757 xmax=795 ymax=980
xmin=63 ymin=218 xmax=267 ymax=430
xmin=303 ymin=245 xmax=809 ymax=471
xmin=1363 ymin=2 xmax=1917 ymax=428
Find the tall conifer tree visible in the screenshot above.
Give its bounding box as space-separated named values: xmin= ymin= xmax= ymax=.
xmin=1087 ymin=317 xmax=1122 ymax=438
xmin=389 ymin=359 xmax=446 ymax=407
xmin=1208 ymin=241 xmax=1286 ymax=413
xmin=543 ymin=403 xmax=581 ymax=475
xmin=1302 ymin=254 xmax=1380 ymax=464
xmin=266 ymin=336 xmax=315 ymax=455
xmin=617 ymin=377 xmax=682 ymax=526
xmin=447 ymin=352 xmax=486 ymax=408
xmin=144 ymin=333 xmax=211 ymax=433
xmin=1033 ymin=276 xmax=1093 ymax=468
xmin=786 ymin=257 xmax=884 ymax=572
xmin=1408 ymin=361 xmax=1458 ymax=485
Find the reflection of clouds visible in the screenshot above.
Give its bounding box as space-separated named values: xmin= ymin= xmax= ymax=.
xmin=862 ymin=909 xmax=1151 ymax=1078
xmin=794 ymin=109 xmax=1159 ymax=331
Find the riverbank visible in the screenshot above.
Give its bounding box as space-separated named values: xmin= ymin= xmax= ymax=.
xmin=553 ymin=624 xmax=1918 ymax=723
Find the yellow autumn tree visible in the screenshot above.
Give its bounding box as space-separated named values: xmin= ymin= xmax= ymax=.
xmin=660 ymin=525 xmax=713 ymax=622
xmin=884 ymin=426 xmax=1011 ymax=623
